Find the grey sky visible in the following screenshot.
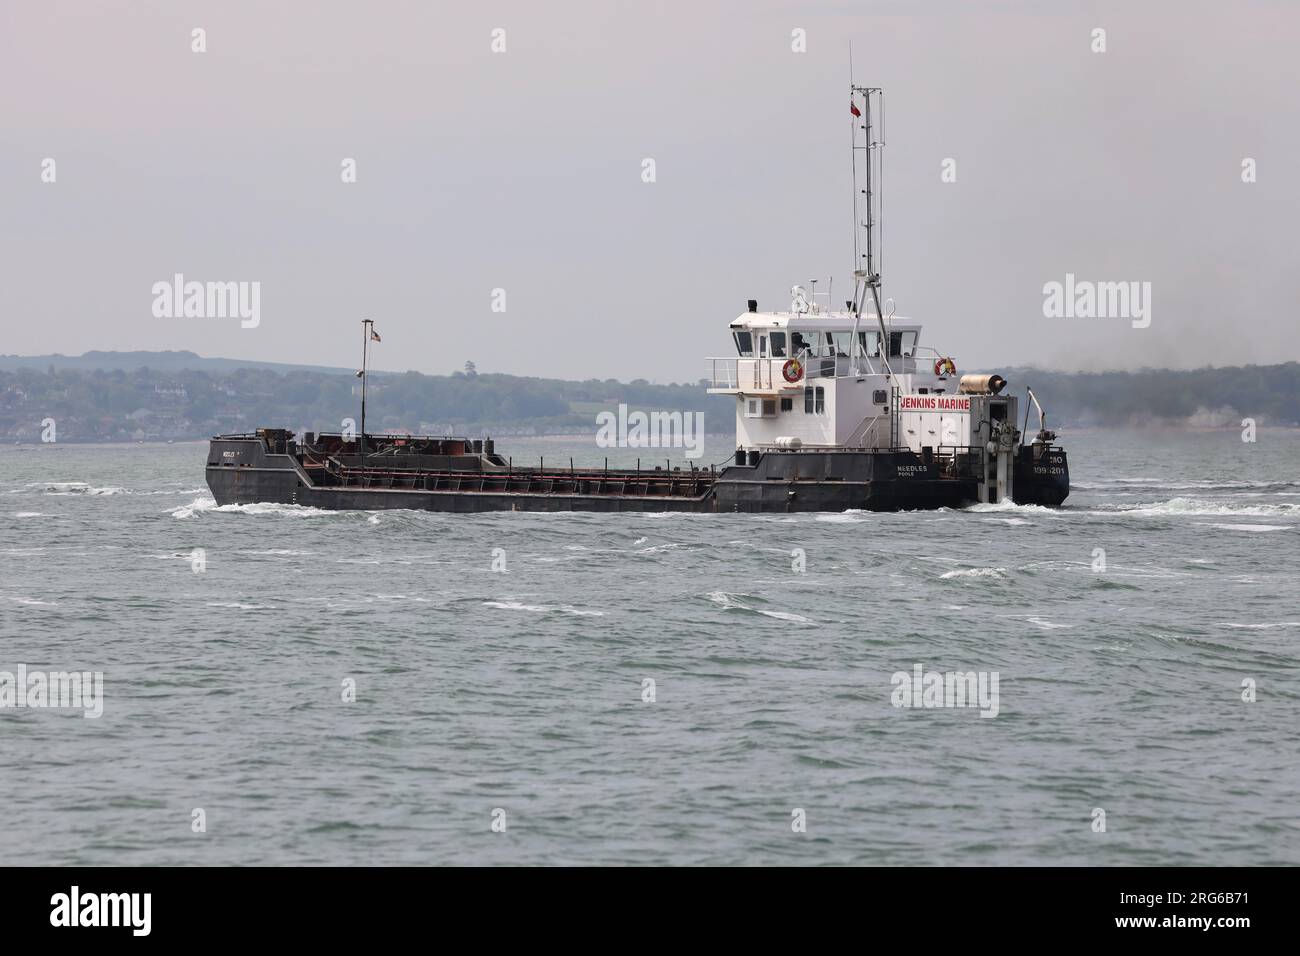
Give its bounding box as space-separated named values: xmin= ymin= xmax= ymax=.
xmin=3 ymin=0 xmax=1297 ymax=382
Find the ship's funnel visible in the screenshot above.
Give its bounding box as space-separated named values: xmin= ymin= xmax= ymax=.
xmin=958 ymin=374 xmax=1007 ymax=395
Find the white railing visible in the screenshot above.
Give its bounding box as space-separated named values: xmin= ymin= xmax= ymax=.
xmin=709 ymin=352 xmax=857 ymax=390
xmin=707 ymin=357 xmax=780 ymax=391
xmin=844 ymin=414 xmax=888 ymax=449
xmin=708 ymin=344 xmax=944 ymax=390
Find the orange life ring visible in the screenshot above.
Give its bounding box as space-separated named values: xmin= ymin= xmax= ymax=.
xmin=934 ymin=357 xmax=956 ymax=377
xmin=782 ymin=358 xmax=804 ymax=383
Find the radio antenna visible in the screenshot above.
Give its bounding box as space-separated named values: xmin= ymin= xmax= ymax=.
xmin=849 ymin=83 xmax=891 ymax=378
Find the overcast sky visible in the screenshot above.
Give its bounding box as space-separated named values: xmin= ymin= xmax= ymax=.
xmin=2 ymin=0 xmax=1297 ymax=382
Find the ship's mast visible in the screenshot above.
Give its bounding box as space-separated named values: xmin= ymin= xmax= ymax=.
xmin=849 ymin=84 xmax=891 ymax=380
xmin=359 ymin=318 xmax=373 ymax=455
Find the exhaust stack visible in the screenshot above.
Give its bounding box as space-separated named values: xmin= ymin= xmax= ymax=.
xmin=958 ymin=374 xmax=1007 ymax=395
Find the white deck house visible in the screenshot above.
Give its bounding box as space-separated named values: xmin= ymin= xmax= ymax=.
xmin=701 ymin=84 xmax=1033 ymax=505
xmin=707 ymin=300 xmax=967 ymax=453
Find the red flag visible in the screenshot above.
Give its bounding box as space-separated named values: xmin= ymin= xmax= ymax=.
xmin=850 ymin=101 xmax=861 ymax=118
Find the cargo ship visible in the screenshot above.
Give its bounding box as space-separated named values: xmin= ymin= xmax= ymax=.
xmin=206 ymin=87 xmax=1069 ymax=513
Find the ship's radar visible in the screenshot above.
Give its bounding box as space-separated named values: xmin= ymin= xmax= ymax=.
xmin=790 ymin=285 xmax=810 ymax=314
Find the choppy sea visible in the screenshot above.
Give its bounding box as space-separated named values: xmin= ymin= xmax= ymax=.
xmin=2 ymin=429 xmax=1297 ymax=865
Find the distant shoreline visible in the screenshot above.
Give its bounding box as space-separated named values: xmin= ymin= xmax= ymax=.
xmin=4 ymin=424 xmax=1299 ymax=451
xmin=4 ymin=353 xmax=1299 ymax=440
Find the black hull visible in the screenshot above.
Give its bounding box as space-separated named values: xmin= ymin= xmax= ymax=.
xmin=1014 ymin=445 xmax=1071 ymax=506
xmin=206 ymin=435 xmax=1069 ymax=514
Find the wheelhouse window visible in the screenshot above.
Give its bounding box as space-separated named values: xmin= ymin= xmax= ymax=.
xmin=887 ymin=331 xmax=918 ymax=357
xmin=770 ymin=331 xmax=787 ymax=357
xmin=790 ymin=331 xmax=812 ymax=356
xmin=859 ymin=331 xmax=880 ymax=357
xmin=733 ymin=330 xmax=754 ymax=357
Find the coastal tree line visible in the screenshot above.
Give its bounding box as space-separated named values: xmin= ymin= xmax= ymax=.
xmin=1 ymin=361 xmax=1296 ymax=442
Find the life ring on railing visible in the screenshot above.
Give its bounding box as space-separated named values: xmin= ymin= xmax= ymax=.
xmin=782 ymin=358 xmax=804 ymax=383
xmin=934 ymin=357 xmax=957 ymax=377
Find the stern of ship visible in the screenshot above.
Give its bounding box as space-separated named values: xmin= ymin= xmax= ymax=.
xmin=1013 ymin=443 xmax=1069 ymax=506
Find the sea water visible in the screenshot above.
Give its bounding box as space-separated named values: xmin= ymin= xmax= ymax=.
xmin=1 ymin=429 xmax=1297 ymax=865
